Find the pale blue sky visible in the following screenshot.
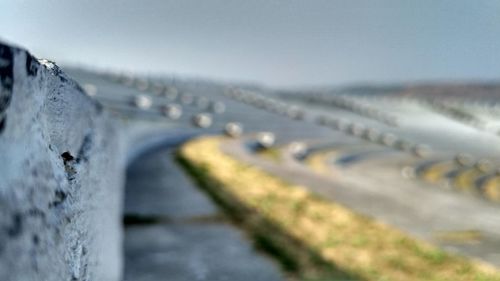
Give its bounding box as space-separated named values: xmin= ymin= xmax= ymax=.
xmin=1 ymin=0 xmax=499 ymax=87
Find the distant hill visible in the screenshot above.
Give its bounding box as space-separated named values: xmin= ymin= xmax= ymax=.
xmin=394 ymin=83 xmax=500 ymax=101
xmin=322 ymin=82 xmax=500 ymax=102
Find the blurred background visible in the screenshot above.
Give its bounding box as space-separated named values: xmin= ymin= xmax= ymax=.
xmin=3 ymin=1 xmax=500 ymax=280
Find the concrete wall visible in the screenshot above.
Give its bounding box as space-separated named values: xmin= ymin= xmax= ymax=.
xmin=0 ymin=42 xmax=124 ymax=281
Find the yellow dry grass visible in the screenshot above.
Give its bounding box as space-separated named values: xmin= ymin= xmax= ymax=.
xmin=454 ymin=169 xmax=483 ymax=193
xmin=305 ymin=151 xmax=337 ymax=175
xmin=434 ymin=230 xmax=483 ymax=244
xmin=178 ymin=136 xmax=500 ymax=281
xmin=422 ymin=162 xmax=454 ymax=184
xmin=484 ymin=178 xmax=500 ymax=202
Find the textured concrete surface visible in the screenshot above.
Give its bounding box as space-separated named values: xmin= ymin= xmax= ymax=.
xmin=0 ymin=42 xmax=124 ymax=281
xmin=123 ymin=146 xmax=284 ymax=281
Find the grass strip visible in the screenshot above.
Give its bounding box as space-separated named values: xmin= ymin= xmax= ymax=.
xmin=177 ymin=136 xmax=500 ymax=281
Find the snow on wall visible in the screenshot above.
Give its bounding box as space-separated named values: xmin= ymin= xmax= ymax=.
xmin=0 ymin=42 xmax=125 ymax=281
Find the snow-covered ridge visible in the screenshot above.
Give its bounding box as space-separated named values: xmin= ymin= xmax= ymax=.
xmin=0 ymin=42 xmax=124 ymax=281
